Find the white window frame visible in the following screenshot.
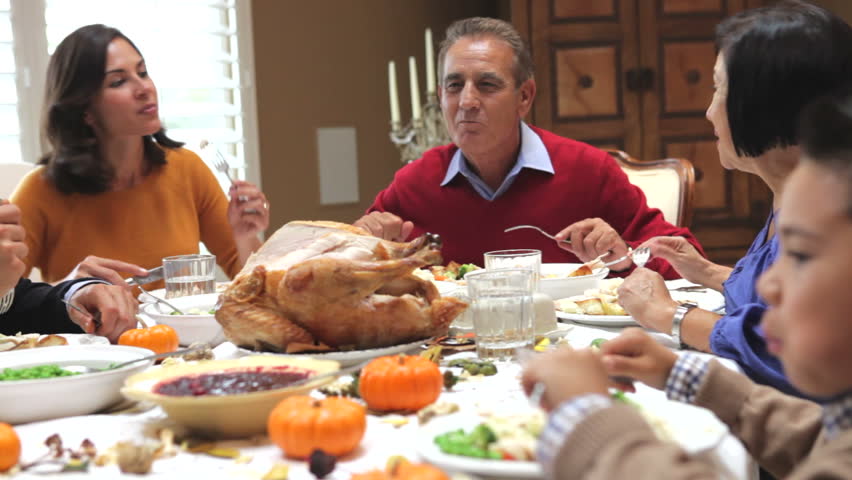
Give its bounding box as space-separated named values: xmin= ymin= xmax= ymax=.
xmin=5 ymin=0 xmax=261 ymax=188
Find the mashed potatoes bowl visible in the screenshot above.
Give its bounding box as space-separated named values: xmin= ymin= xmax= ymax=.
xmin=121 ymin=355 xmax=339 ymax=437
xmin=539 ymin=263 xmax=609 ymax=300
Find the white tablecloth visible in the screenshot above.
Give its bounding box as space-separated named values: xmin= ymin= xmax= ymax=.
xmin=10 ymin=282 xmax=756 ymax=479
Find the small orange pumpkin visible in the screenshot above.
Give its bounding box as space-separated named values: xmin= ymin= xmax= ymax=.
xmin=359 ymin=354 xmax=442 ymax=412
xmin=0 ymin=423 xmax=20 ymax=472
xmin=118 ymin=324 xmax=179 ymax=354
xmin=350 ymin=458 xmax=449 ymax=480
xmin=267 ymin=395 xmax=366 ymax=459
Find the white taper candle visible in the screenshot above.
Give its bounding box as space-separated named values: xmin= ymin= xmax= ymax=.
xmin=388 ymin=61 xmax=400 ymax=125
xmin=425 ymin=28 xmax=436 ymax=94
xmin=409 ymin=56 xmax=421 ymax=120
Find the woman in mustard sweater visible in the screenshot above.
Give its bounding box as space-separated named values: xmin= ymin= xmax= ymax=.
xmin=11 ymin=24 xmax=269 ymax=285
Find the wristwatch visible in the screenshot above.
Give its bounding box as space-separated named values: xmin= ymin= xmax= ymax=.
xmin=671 ymin=301 xmax=699 ymax=349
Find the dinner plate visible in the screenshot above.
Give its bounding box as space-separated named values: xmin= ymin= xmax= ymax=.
xmin=629 ymin=393 xmax=729 ymax=453
xmin=434 ymin=280 xmax=466 ymax=295
xmin=417 ymin=414 xmax=541 ymax=478
xmin=556 ymin=310 xmax=637 ymax=327
xmin=418 ymin=397 xmax=727 ymax=478
xmin=236 ymin=338 xmax=428 ymax=367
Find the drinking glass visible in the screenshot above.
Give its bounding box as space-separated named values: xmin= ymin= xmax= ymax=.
xmin=162 ymin=254 xmax=216 ymax=298
xmin=466 ymin=268 xmax=535 ymax=361
xmin=483 ymin=249 xmax=542 ymax=291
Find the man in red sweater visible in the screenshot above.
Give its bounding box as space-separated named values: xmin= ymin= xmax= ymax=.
xmin=356 ymin=17 xmax=702 ymax=279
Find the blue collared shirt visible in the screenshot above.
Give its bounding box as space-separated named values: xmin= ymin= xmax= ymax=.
xmin=440 ymin=122 xmax=554 ymax=201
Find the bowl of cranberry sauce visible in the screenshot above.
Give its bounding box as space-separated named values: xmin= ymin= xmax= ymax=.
xmin=121 ymin=356 xmax=340 ymax=437
xmin=154 ymin=366 xmax=312 ymax=396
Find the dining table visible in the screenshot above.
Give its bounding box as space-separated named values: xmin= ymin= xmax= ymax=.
xmin=7 ymin=280 xmax=758 ymax=480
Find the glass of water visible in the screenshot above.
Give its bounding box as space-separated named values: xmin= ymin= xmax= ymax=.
xmin=466 ymin=268 xmax=535 ymax=361
xmin=162 ymin=254 xmax=216 ymax=298
xmin=483 ymin=249 xmax=542 ymax=291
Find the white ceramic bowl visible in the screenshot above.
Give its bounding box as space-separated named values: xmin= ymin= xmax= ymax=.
xmin=122 ymin=356 xmax=340 ymax=437
xmin=539 ymin=263 xmax=609 ymax=300
xmin=140 ymin=293 xmax=224 ymax=346
xmin=0 ymin=345 xmax=154 ymax=424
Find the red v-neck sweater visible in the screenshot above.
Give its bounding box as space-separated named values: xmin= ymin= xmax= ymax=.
xmin=367 ymin=126 xmax=703 ymax=279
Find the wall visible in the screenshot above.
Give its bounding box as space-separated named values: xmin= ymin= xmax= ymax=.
xmin=809 ymin=0 xmax=852 ymax=23
xmin=251 ymin=0 xmax=503 ymax=232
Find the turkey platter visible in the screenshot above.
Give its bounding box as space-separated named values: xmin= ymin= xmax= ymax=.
xmin=216 ymin=221 xmax=468 ymax=353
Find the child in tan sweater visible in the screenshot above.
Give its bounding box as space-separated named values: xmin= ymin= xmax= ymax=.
xmin=522 ymin=91 xmax=852 ymax=479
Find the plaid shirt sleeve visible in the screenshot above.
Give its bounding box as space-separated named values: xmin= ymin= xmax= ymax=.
xmin=664 ymin=352 xmax=712 ymax=403
xmin=537 ymin=393 xmax=612 ymax=478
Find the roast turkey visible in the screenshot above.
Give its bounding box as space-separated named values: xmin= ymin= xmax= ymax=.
xmin=215 ymin=221 xmax=468 ymax=353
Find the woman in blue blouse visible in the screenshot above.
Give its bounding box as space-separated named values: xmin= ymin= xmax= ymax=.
xmin=617 ymin=0 xmax=852 ymax=396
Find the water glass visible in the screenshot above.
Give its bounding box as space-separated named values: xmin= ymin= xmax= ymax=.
xmin=483 ymin=249 xmax=542 ymax=291
xmin=162 ymin=254 xmax=216 ymax=298
xmin=466 ymin=268 xmax=535 ymax=361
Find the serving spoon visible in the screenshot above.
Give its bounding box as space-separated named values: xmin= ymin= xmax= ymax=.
xmin=62 ymin=345 xmax=208 ymax=374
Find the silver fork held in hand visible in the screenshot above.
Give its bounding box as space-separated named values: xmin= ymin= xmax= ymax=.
xmin=504 ymin=225 xmax=571 ymax=245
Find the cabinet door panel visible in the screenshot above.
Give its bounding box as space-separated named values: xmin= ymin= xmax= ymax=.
xmin=554 ymin=45 xmax=620 ymax=118
xmin=666 ymin=139 xmax=726 ymax=210
xmin=524 ymin=0 xmax=641 ymax=153
xmin=662 ymin=41 xmax=716 ymax=114
xmin=661 ymin=0 xmax=724 ymax=15
xmin=554 ymin=0 xmax=616 ymax=19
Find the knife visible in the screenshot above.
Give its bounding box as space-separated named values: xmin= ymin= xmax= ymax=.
xmin=125 ymin=266 xmax=164 ymax=286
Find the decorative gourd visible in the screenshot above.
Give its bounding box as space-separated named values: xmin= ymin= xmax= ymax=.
xmin=118 ymin=324 xmax=179 ymax=354
xmin=349 ymin=458 xmax=449 ymax=480
xmin=0 ymin=423 xmax=20 ymax=472
xmin=359 ymin=354 xmax=442 ymax=412
xmin=267 ymin=395 xmax=366 ymax=459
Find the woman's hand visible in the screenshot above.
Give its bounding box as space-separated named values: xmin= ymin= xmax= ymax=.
xmin=600 ymin=328 xmax=678 ymax=390
xmin=66 ymin=283 xmax=139 ymax=343
xmin=554 ymin=218 xmax=632 ymax=271
xmin=0 ymin=201 xmax=27 ymax=295
xmin=228 ymin=180 xmax=270 ymax=239
xmin=66 ymin=256 xmax=148 ymax=286
xmin=639 ymin=237 xmax=728 ymax=290
xmin=617 ymin=268 xmax=679 ymax=333
xmin=520 ymin=347 xmax=610 ymax=411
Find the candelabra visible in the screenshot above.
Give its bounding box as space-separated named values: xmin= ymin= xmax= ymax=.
xmin=390 ymin=94 xmax=451 ymax=164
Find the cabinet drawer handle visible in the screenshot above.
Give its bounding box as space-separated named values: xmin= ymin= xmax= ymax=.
xmin=578 ymin=74 xmax=594 ymax=89
xmin=686 ymin=69 xmax=701 ymax=85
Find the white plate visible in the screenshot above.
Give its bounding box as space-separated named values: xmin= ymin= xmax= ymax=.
xmin=434 ymin=280 xmax=466 ymax=295
xmin=418 ymin=397 xmax=727 ymax=478
xmin=556 ymin=310 xmax=637 ymax=327
xmin=625 ymin=393 xmax=729 ymax=453
xmin=0 ymin=345 xmax=154 ymax=424
xmin=554 ymin=286 xmax=725 ymax=328
xmin=236 ymin=338 xmax=428 ymax=367
xmin=418 ymin=414 xmax=542 ymax=478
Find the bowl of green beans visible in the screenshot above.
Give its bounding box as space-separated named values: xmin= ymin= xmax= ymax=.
xmin=0 ymin=344 xmax=153 ymax=424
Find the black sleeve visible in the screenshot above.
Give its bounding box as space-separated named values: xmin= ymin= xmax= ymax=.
xmin=0 ymin=278 xmax=89 ymax=335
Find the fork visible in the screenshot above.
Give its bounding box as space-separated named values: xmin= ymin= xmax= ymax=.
xmin=207 ymin=144 xmax=234 ymax=186
xmin=599 ymin=246 xmax=651 ymax=268
xmin=504 ymin=225 xmax=571 ymax=245
xmin=137 ymin=287 xmax=185 ymax=315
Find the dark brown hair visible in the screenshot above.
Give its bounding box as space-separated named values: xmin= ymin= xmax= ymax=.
xmin=438 ymin=17 xmax=534 ymax=88
xmin=716 ymin=0 xmax=852 ymax=157
xmin=39 ymin=24 xmax=182 ymax=194
xmin=798 ymin=91 xmax=852 ymax=218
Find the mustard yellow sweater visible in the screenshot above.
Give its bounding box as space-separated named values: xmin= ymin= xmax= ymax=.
xmin=11 ymin=148 xmax=241 ymax=283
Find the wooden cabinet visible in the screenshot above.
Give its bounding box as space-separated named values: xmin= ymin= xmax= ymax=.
xmin=511 ymin=0 xmax=771 ymax=265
